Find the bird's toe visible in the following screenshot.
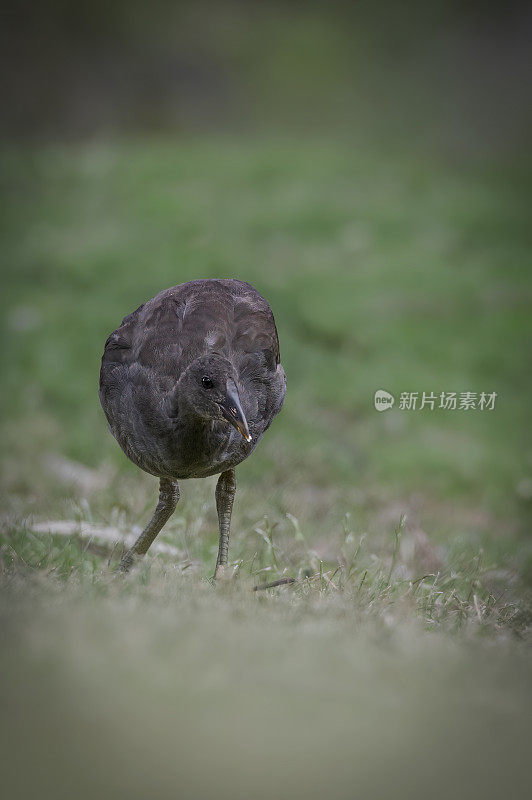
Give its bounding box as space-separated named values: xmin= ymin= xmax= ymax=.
xmin=212 ymin=563 xmax=236 ymax=583
xmin=118 ymin=549 xmax=137 ymax=572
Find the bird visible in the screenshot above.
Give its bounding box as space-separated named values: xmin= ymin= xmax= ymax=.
xmin=99 ymin=278 xmax=286 ymax=578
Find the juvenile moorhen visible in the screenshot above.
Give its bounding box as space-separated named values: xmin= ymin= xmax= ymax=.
xmin=99 ymin=278 xmax=286 ymax=578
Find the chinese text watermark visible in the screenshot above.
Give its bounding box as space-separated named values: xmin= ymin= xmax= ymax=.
xmin=374 ymin=389 xmax=497 ymax=412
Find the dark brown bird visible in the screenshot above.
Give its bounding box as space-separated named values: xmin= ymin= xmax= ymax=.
xmin=99 ymin=279 xmax=286 ymax=577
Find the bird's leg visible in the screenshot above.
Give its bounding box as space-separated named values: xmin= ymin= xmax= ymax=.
xmin=119 ymin=477 xmax=180 ymax=572
xmin=213 ymin=468 xmax=236 ymax=580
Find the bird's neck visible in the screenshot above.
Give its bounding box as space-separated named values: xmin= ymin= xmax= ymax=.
xmin=165 ymin=382 xmax=209 ymax=429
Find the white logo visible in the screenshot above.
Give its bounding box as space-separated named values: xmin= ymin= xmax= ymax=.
xmin=374 ymin=389 xmax=395 ymax=411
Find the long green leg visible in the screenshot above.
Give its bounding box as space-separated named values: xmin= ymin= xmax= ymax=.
xmin=213 ymin=468 xmax=236 ymax=579
xmin=119 ymin=477 xmax=180 ymax=572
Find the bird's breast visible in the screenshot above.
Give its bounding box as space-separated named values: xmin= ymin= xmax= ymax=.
xmin=163 ymin=418 xmax=254 ymax=479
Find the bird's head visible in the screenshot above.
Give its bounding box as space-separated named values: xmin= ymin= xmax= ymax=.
xmin=178 ymin=354 xmax=252 ymax=442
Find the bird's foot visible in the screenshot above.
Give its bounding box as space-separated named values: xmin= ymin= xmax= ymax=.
xmin=118 ymin=549 xmax=138 ymax=573
xmin=212 ymin=563 xmax=233 ymax=583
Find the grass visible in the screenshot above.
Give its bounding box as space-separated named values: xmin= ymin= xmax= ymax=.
xmin=1 ymin=137 xmax=531 ymax=799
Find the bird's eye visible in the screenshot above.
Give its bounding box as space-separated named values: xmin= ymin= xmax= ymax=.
xmin=201 ymin=376 xmax=213 ymax=389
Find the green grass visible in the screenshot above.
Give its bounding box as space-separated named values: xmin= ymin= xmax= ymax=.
xmin=1 ymin=138 xmax=531 ymax=799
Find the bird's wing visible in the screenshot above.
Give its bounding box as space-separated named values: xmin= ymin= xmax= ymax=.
xmin=227 ymin=285 xmax=286 ymax=433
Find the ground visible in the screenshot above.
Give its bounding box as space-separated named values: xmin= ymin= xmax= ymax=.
xmin=1 ymin=139 xmax=531 ymax=799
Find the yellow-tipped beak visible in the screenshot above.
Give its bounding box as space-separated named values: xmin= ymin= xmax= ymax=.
xmin=219 ymin=380 xmax=252 ymax=442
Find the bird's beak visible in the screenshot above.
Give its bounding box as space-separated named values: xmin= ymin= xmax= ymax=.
xmin=218 ymin=380 xmax=252 ymax=442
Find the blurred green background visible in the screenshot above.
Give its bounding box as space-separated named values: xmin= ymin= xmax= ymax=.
xmin=1 ymin=3 xmax=532 ymax=799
